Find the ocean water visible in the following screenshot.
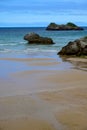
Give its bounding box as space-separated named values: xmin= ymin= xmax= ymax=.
xmin=0 ymin=27 xmax=87 ymax=57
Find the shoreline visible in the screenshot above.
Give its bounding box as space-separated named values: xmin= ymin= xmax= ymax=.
xmin=0 ymin=55 xmax=87 ymax=130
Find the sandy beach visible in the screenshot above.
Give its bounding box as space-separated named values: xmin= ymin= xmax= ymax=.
xmin=0 ymin=56 xmax=87 ymax=130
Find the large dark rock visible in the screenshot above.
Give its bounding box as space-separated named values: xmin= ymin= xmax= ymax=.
xmin=46 ymin=22 xmax=84 ymax=31
xmin=58 ymin=36 xmax=87 ymax=56
xmin=24 ymin=32 xmax=55 ymax=45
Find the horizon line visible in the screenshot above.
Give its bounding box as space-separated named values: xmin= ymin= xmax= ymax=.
xmin=0 ymin=25 xmax=87 ymax=28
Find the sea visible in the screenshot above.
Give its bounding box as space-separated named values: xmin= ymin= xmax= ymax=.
xmin=0 ymin=27 xmax=87 ymax=58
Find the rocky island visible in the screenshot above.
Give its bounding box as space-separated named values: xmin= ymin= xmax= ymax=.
xmin=58 ymin=36 xmax=87 ymax=56
xmin=46 ymin=22 xmax=84 ymax=31
xmin=24 ymin=32 xmax=55 ymax=45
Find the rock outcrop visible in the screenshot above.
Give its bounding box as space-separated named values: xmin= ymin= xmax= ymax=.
xmin=46 ymin=22 xmax=84 ymax=31
xmin=58 ymin=36 xmax=87 ymax=56
xmin=24 ymin=32 xmax=55 ymax=45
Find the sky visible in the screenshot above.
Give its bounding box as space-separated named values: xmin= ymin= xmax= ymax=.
xmin=0 ymin=0 xmax=87 ymax=27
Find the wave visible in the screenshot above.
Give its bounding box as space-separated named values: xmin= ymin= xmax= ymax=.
xmin=24 ymin=48 xmax=57 ymax=53
xmin=0 ymin=41 xmax=26 ymax=46
xmin=0 ymin=48 xmax=57 ymax=54
xmin=0 ymin=43 xmax=17 ymax=46
xmin=0 ymin=49 xmax=12 ymax=53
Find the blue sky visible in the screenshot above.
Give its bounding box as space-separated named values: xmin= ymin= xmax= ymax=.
xmin=0 ymin=0 xmax=87 ymax=27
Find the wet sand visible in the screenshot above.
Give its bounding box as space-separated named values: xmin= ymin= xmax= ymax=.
xmin=0 ymin=118 xmax=54 ymax=130
xmin=0 ymin=56 xmax=87 ymax=130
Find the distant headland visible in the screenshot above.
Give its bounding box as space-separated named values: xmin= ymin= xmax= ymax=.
xmin=46 ymin=22 xmax=84 ymax=31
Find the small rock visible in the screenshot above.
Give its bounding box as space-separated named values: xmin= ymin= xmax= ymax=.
xmin=24 ymin=32 xmax=55 ymax=45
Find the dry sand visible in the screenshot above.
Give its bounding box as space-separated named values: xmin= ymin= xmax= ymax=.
xmin=0 ymin=57 xmax=87 ymax=130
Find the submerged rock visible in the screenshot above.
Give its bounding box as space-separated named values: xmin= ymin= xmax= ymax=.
xmin=58 ymin=36 xmax=87 ymax=56
xmin=24 ymin=32 xmax=55 ymax=45
xmin=46 ymin=22 xmax=84 ymax=31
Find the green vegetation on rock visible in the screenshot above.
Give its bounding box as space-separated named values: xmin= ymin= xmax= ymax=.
xmin=66 ymin=22 xmax=77 ymax=27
